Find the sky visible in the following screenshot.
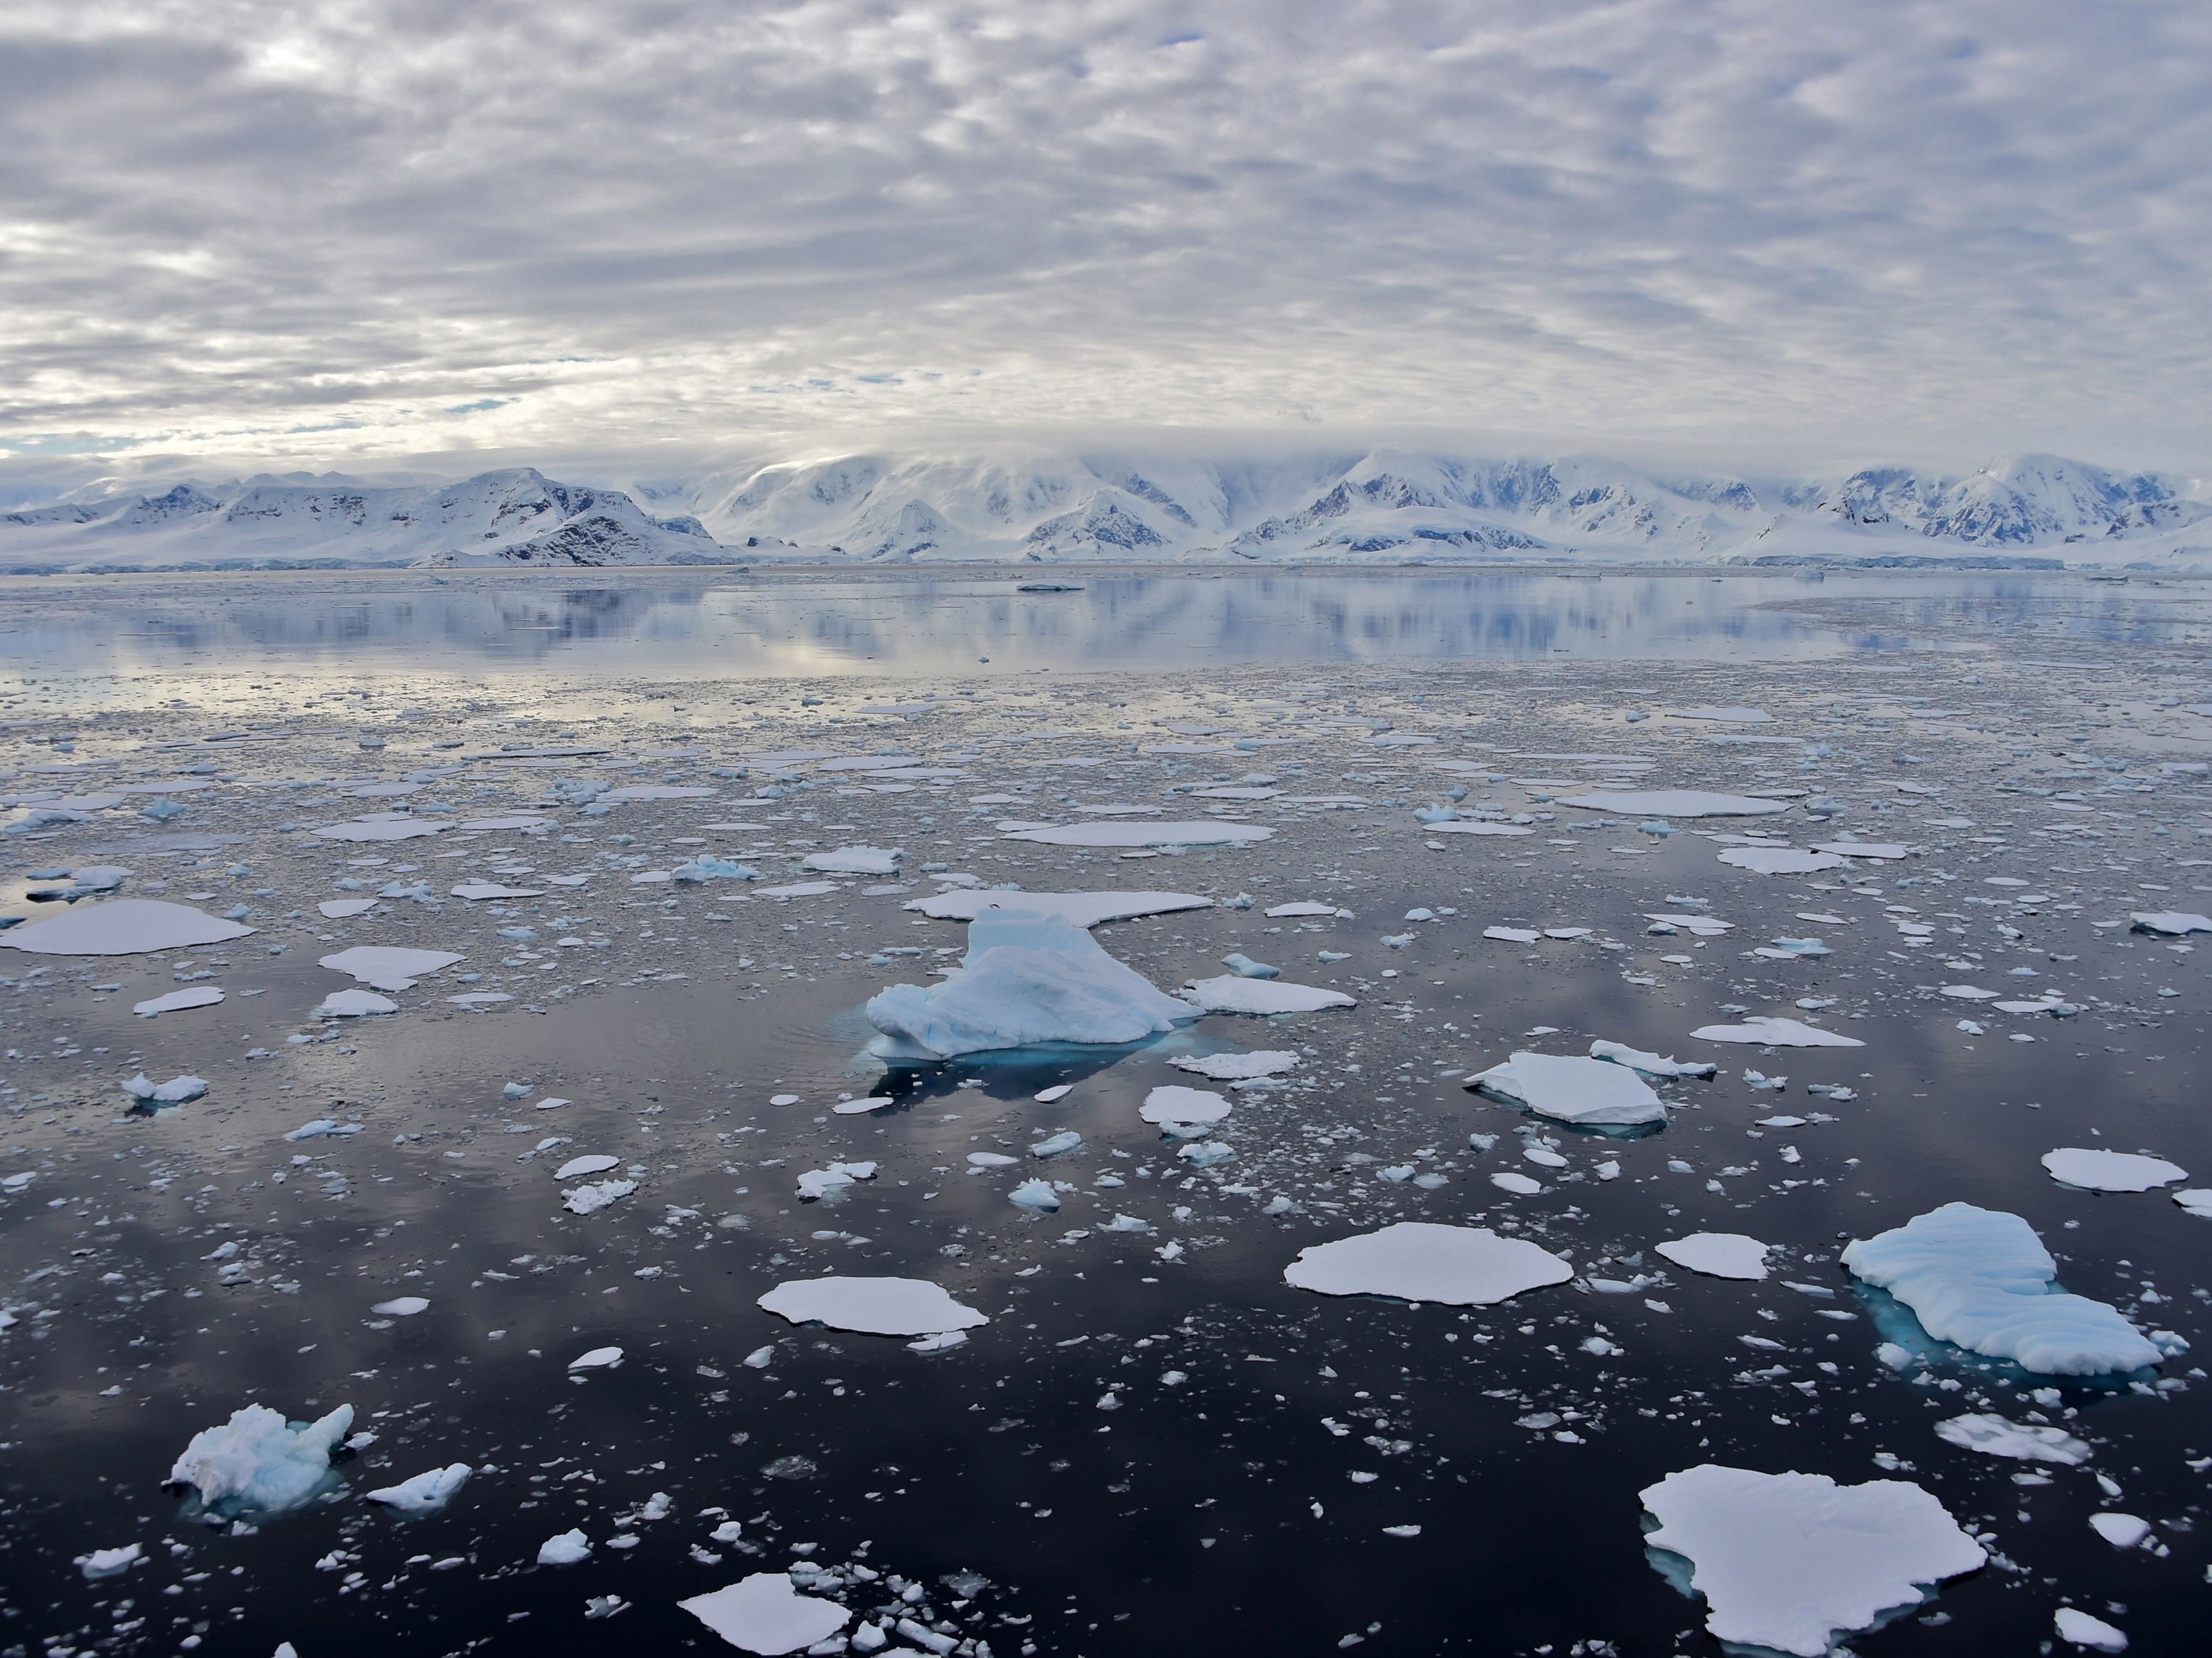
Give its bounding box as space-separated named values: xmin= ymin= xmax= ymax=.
xmin=3 ymin=0 xmax=2209 ymax=478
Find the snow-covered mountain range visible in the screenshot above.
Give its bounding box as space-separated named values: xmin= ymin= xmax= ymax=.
xmin=5 ymin=450 xmax=2206 ymax=571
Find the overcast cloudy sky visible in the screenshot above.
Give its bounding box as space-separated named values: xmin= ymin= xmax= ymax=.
xmin=3 ymin=0 xmax=2208 ymax=475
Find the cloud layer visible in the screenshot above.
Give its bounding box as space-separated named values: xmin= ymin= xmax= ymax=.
xmin=3 ymin=1 xmax=2208 ymax=469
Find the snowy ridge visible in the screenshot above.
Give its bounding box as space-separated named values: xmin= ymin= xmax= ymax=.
xmin=6 ymin=449 xmax=2209 ymax=570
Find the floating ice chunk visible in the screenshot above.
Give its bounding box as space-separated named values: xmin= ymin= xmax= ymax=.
xmin=1468 ymin=1053 xmax=1667 ymax=1126
xmin=1646 ymin=912 xmax=1734 ymax=936
xmin=1283 ymin=1222 xmax=1572 ymax=1306
xmin=1811 ymin=841 xmax=1907 ymax=860
xmin=1933 ymin=1414 xmax=2091 ymax=1465
xmin=1941 ymin=984 xmax=1998 ymax=1000
xmin=2041 ymin=1148 xmax=2186 ymax=1193
xmin=370 ymin=1297 xmax=429 ymax=1317
xmin=2130 ymin=910 xmax=2211 ymax=936
xmin=1655 ymin=1234 xmax=1771 ymax=1281
xmin=866 ymin=909 xmax=1195 ymax=1059
xmin=1691 ymin=1016 xmax=1864 ymax=1048
xmin=319 ymin=946 xmax=464 ymax=991
xmin=672 ymin=857 xmax=758 ymax=883
xmin=1029 ymin=1130 xmax=1082 ymax=1157
xmin=538 ymin=1529 xmax=592 ymax=1565
xmin=459 ymin=815 xmax=550 ymax=831
xmin=1264 ymin=902 xmax=1341 ymax=917
xmin=904 ymin=890 xmax=1213 ymax=928
xmin=1176 ymin=1140 xmax=1234 ymax=1167
xmin=451 ymin=882 xmax=544 ymax=901
xmin=1490 ymin=1171 xmax=1543 ymax=1195
xmin=286 ymin=1112 xmax=361 ymax=1140
xmin=1483 ymin=925 xmax=1541 ymax=942
xmin=133 ymin=985 xmax=225 ymax=1017
xmin=907 ymin=1330 xmax=969 ymax=1354
xmin=1003 ymin=820 xmax=1274 ymax=848
xmin=2087 ymin=1513 xmax=2151 ymax=1550
xmin=2054 ymin=1608 xmax=2129 ymax=1652
xmin=1180 ymin=976 xmax=1355 ymax=1015
xmin=796 ymin=1161 xmax=876 ymax=1200
xmin=803 ymin=847 xmax=902 ymax=875
xmin=77 ymin=1543 xmax=141 ymax=1579
xmin=1220 ymin=952 xmax=1278 ymax=978
xmin=756 ymin=881 xmax=838 ymax=897
xmin=967 ymin=1151 xmax=1018 ymax=1168
xmin=1007 ymin=1179 xmax=1060 ymax=1212
xmin=832 ymin=1096 xmax=892 ymax=1115
xmin=167 ymin=1403 xmax=354 ymax=1516
xmin=1141 ymin=1086 xmax=1232 ymax=1126
xmin=600 ymin=785 xmax=717 ymax=801
xmin=1841 ymin=1203 xmax=2165 ymax=1375
xmin=126 ymin=1072 xmax=207 ymax=1104
xmin=1589 ymin=1040 xmax=1715 ymax=1080
xmin=756 ymin=1277 xmax=988 ymax=1338
xmin=1426 ymin=820 xmax=1534 ymax=836
xmin=366 ymin=1463 xmax=471 ymax=1514
xmin=1170 ymin=1050 xmax=1300 ymax=1080
xmin=568 ymin=1346 xmax=623 ymax=1371
xmin=318 ymin=989 xmax=398 ymax=1017
xmin=1559 ymin=790 xmax=1789 ymax=818
xmin=1032 ymin=1083 xmax=1074 ymax=1102
xmin=0 ymin=898 xmax=255 ymax=956
xmin=1671 ymin=707 xmax=1772 ymax=722
xmin=318 ymin=898 xmax=377 ymax=919
xmin=2174 ymin=1189 xmax=2212 ymax=1218
xmin=1718 ymin=847 xmax=1847 ymax=875
xmin=1100 ymin=1213 xmax=1153 ymax=1232
xmin=679 ymin=1572 xmax=852 ymax=1655
xmin=563 ymin=1179 xmax=637 ymax=1215
xmin=1639 ymin=1465 xmax=1983 ymax=1658
xmin=554 ymin=1155 xmax=621 ymax=1180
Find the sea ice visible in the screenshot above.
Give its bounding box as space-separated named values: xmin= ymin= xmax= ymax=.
xmin=451 ymin=882 xmax=544 ymax=900
xmin=1841 ymin=1203 xmax=2166 ymax=1375
xmin=2041 ymin=1148 xmax=2187 ymax=1193
xmin=1933 ymin=1414 xmax=2092 ymax=1465
xmin=77 ymin=1543 xmax=141 ymax=1579
xmin=1008 ymin=1178 xmax=1060 ymax=1212
xmin=2087 ymin=1513 xmax=2151 ymax=1549
xmin=318 ymin=899 xmax=377 ymax=919
xmin=125 ymin=1073 xmax=207 ymax=1105
xmin=319 ymin=946 xmax=464 ymax=991
xmin=2054 ymin=1608 xmax=2129 ymax=1652
xmin=538 ymin=1529 xmax=592 ymax=1565
xmin=568 ymin=1346 xmax=624 ymax=1371
xmin=370 ymin=1296 xmax=429 ymax=1316
xmin=1717 ymin=847 xmax=1847 ymax=875
xmin=0 ymin=898 xmax=255 ymax=956
xmin=1558 ymin=790 xmax=1789 ymax=818
xmin=1003 ymin=820 xmax=1274 ymax=848
xmin=1263 ymin=902 xmax=1341 ymax=917
xmin=2174 ymin=1189 xmax=2212 ymax=1218
xmin=865 ymin=909 xmax=1195 ymax=1059
xmin=1468 ymin=1053 xmax=1667 ymax=1126
xmin=1639 ymin=1465 xmax=1984 ymax=1657
xmin=554 ymin=1155 xmax=621 ymax=1180
xmin=1283 ymin=1222 xmax=1573 ymax=1306
xmin=1425 ymin=820 xmax=1533 ymax=836
xmin=312 ymin=817 xmax=447 ymax=841
xmin=756 ymin=1276 xmax=989 ymax=1338
xmin=1690 ymin=1016 xmax=1864 ymax=1048
xmin=679 ymin=1573 xmax=852 ymax=1655
xmin=167 ymin=1403 xmax=355 ymax=1516
xmin=366 ymin=1464 xmax=472 ymax=1514
xmin=132 ymin=986 xmax=225 ymax=1017
xmin=1170 ymin=1050 xmax=1301 ymax=1080
xmin=1671 ymin=707 xmax=1772 ymax=722
xmin=1482 ymin=926 xmax=1541 ymax=942
xmin=803 ymin=847 xmax=902 ymax=875
xmin=1140 ymin=1085 xmax=1232 ymax=1125
xmin=1180 ymin=976 xmax=1356 ymax=1015
xmin=903 ymin=890 xmax=1210 ymax=927
xmin=318 ymin=989 xmax=398 ymax=1017
xmin=1589 ymin=1040 xmax=1715 ymax=1080
xmin=564 ymin=1179 xmax=637 ymax=1215
xmin=796 ymin=1162 xmax=876 ymax=1200
xmin=2129 ymin=910 xmax=2211 ymax=936
xmin=1811 ymin=841 xmax=1908 ymax=860
xmin=1655 ymin=1233 xmax=1771 ymax=1280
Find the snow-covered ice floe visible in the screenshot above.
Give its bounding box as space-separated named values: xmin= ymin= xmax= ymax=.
xmin=903 ymin=888 xmax=1212 ymax=927
xmin=803 ymin=846 xmax=901 ymax=875
xmin=1717 ymin=847 xmax=1847 ymax=875
xmin=1690 ymin=1015 xmax=1864 ymax=1048
xmin=2054 ymin=1608 xmax=2130 ymax=1652
xmin=2129 ymin=909 xmax=2212 ymax=936
xmin=1655 ymin=1233 xmax=1771 ymax=1281
xmin=755 ymin=1276 xmax=989 ymax=1338
xmin=1001 ymin=820 xmax=1274 ymax=848
xmin=1179 ymin=976 xmax=1355 ymax=1015
xmin=0 ymin=898 xmax=255 ymax=956
xmin=1558 ymin=790 xmax=1790 ymax=818
xmin=450 ymin=882 xmax=543 ymax=901
xmin=1639 ymin=1464 xmax=1985 ymax=1657
xmin=680 ymin=1572 xmax=851 ymax=1655
xmin=2040 ymin=1148 xmax=2187 ymax=1193
xmin=2174 ymin=1189 xmax=2212 ymax=1218
xmin=1467 ymin=1053 xmax=1667 ymax=1126
xmin=1841 ymin=1203 xmax=2172 ymax=1375
xmin=1589 ymin=1039 xmax=1715 ymax=1080
xmin=312 ymin=817 xmax=447 ymax=842
xmin=1283 ymin=1222 xmax=1572 ymax=1306
xmin=563 ymin=1179 xmax=637 ymax=1215
xmin=366 ymin=1463 xmax=472 ymax=1514
xmin=166 ymin=1403 xmax=355 ymax=1516
xmin=1169 ymin=1049 xmax=1301 ymax=1081
xmin=318 ymin=989 xmax=398 ymax=1017
xmin=865 ymin=909 xmax=1195 ymax=1059
xmin=1140 ymin=1085 xmax=1232 ymax=1126
xmin=132 ymin=986 xmax=225 ymax=1017
xmin=319 ymin=946 xmax=464 ymax=991
xmin=1933 ymin=1413 xmax=2091 ymax=1465
xmin=1424 ymin=820 xmax=1533 ymax=836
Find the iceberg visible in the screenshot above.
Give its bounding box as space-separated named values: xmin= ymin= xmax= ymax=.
xmin=1467 ymin=1053 xmax=1667 ymax=1126
xmin=76 ymin=1543 xmax=142 ymax=1579
xmin=1933 ymin=1413 xmax=2091 ymax=1465
xmin=0 ymin=898 xmax=254 ymax=956
xmin=1180 ymin=976 xmax=1356 ymax=1015
xmin=2041 ymin=1148 xmax=2186 ymax=1193
xmin=1589 ymin=1040 xmax=1715 ymax=1080
xmin=1284 ymin=1222 xmax=1572 ymax=1306
xmin=1007 ymin=1178 xmax=1060 ymax=1212
xmin=756 ymin=1276 xmax=989 ymax=1338
xmin=564 ymin=1178 xmax=636 ymax=1215
xmin=1841 ymin=1203 xmax=2166 ymax=1375
xmin=167 ymin=1403 xmax=354 ymax=1516
xmin=680 ymin=1573 xmax=852 ymax=1655
xmin=366 ymin=1463 xmax=472 ymax=1514
xmin=1655 ymin=1233 xmax=1771 ymax=1281
xmin=1690 ymin=1015 xmax=1864 ymax=1048
xmin=1640 ymin=1465 xmax=1984 ymax=1658
xmin=864 ymin=909 xmax=1195 ymax=1059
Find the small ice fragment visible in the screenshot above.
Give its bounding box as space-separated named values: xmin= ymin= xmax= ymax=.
xmin=1029 ymin=1130 xmax=1083 ymax=1157
xmin=370 ymin=1297 xmax=429 ymax=1317
xmin=125 ymin=1073 xmax=208 ymax=1104
xmin=1491 ymin=1171 xmax=1543 ymax=1195
xmin=538 ymin=1529 xmax=592 ymax=1566
xmin=318 ymin=946 xmax=462 ymax=991
xmin=967 ymin=1151 xmax=1018 ymax=1168
xmin=741 ymin=1346 xmax=776 ymax=1369
xmin=803 ymin=847 xmax=902 ymax=875
xmin=832 ymin=1097 xmax=892 ymax=1115
xmin=1170 ymin=1050 xmax=1300 ymax=1080
xmin=1181 ymin=976 xmax=1356 ymax=1014
xmin=1718 ymin=847 xmax=1847 ymax=875
xmin=318 ymin=988 xmax=398 ymax=1017
xmin=132 ymin=985 xmax=225 ymax=1017
xmin=366 ymin=1463 xmax=471 ymax=1514
xmin=679 ymin=1572 xmax=854 ymax=1654
xmin=1220 ymin=952 xmax=1279 ymax=978
xmin=1655 ymin=1234 xmax=1771 ymax=1281
xmin=563 ymin=1179 xmax=637 ymax=1215
xmin=568 ymin=1346 xmax=624 ymax=1371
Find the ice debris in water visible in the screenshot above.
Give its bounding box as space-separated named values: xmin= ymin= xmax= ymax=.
xmin=1639 ymin=1465 xmax=1985 ymax=1658
xmin=370 ymin=1296 xmax=429 ymax=1317
xmin=1841 ymin=1203 xmax=2171 ymax=1375
xmin=2040 ymin=1148 xmax=2187 ymax=1193
xmin=680 ymin=1572 xmax=852 ymax=1655
xmin=366 ymin=1463 xmax=472 ymax=1514
xmin=2128 ymin=909 xmax=2211 ymax=936
xmin=1690 ymin=1015 xmax=1864 ymax=1048
xmin=2087 ymin=1513 xmax=2151 ymax=1550
xmin=1655 ymin=1233 xmax=1771 ymax=1281
xmin=672 ymin=857 xmax=758 ymax=883
xmin=795 ymin=1161 xmax=876 ymax=1200
xmin=1283 ymin=1222 xmax=1573 ymax=1306
xmin=1029 ymin=1130 xmax=1083 ymax=1157
xmin=1933 ymin=1413 xmax=2092 ymax=1465
xmin=167 ymin=1404 xmax=355 ymax=1516
xmin=0 ymin=898 xmax=255 ymax=956
xmin=755 ymin=1276 xmax=989 ymax=1338
xmin=132 ymin=985 xmax=225 ymax=1017
xmin=1181 ymin=976 xmax=1357 ymax=1014
xmin=1170 ymin=1049 xmax=1300 ymax=1080
xmin=564 ymin=1179 xmax=637 ymax=1215
xmin=1588 ymin=1040 xmax=1715 ymax=1080
xmin=1467 ymin=1053 xmax=1667 ymax=1126
xmin=865 ymin=908 xmax=1194 ymax=1059
xmin=318 ymin=988 xmax=398 ymax=1017
xmin=1718 ymin=847 xmax=1847 ymax=875
xmin=554 ymin=1154 xmax=620 ymax=1180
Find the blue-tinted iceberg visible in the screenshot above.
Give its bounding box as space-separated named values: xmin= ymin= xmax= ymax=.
xmin=864 ymin=909 xmax=1195 ymax=1059
xmin=1841 ymin=1203 xmax=2166 ymax=1376
xmin=167 ymin=1403 xmax=354 ymax=1516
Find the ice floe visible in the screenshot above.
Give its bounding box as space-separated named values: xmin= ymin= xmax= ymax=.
xmin=2087 ymin=1513 xmax=2151 ymax=1549
xmin=1283 ymin=1222 xmax=1573 ymax=1305
xmin=756 ymin=1276 xmax=989 ymax=1337
xmin=554 ymin=1155 xmax=621 ymax=1180
xmin=366 ymin=1463 xmax=471 ymax=1514
xmin=680 ymin=1572 xmax=852 ymax=1655
xmin=538 ymin=1529 xmax=592 ymax=1566
xmin=317 ymin=898 xmax=377 ymax=918
xmin=1841 ymin=1203 xmax=2168 ymax=1375
xmin=1690 ymin=1016 xmax=1864 ymax=1048
xmin=567 ymin=1346 xmax=623 ymax=1371
xmin=0 ymin=898 xmax=255 ymax=956
xmin=1933 ymin=1413 xmax=2091 ymax=1464
xmin=903 ymin=889 xmax=1212 ymax=927
xmin=1002 ymin=820 xmax=1275 ymax=848
xmin=125 ymin=1073 xmax=207 ymax=1106
xmin=1170 ymin=1049 xmax=1300 ymax=1081
xmin=1655 ymin=1233 xmax=1771 ymax=1280
xmin=2054 ymin=1608 xmax=2130 ymax=1651
xmin=132 ymin=985 xmax=225 ymax=1016
xmin=319 ymin=946 xmax=464 ymax=991
xmin=1140 ymin=1085 xmax=1232 ymax=1126
xmin=1588 ymin=1040 xmax=1715 ymax=1080
xmin=2041 ymin=1148 xmax=2187 ymax=1193
xmin=1179 ymin=976 xmax=1356 ymax=1015
xmin=313 ymin=817 xmax=447 ymax=842
xmin=1468 ymin=1053 xmax=1667 ymax=1126
xmin=1559 ymin=790 xmax=1790 ymax=818
xmin=167 ymin=1403 xmax=355 ymax=1516
xmin=451 ymin=882 xmax=543 ymax=900
xmin=2129 ymin=910 xmax=2211 ymax=936
xmin=563 ymin=1179 xmax=637 ymax=1215
xmin=318 ymin=989 xmax=397 ymax=1017
xmin=1639 ymin=1464 xmax=1984 ymax=1657
xmin=1717 ymin=847 xmax=1847 ymax=875
xmin=803 ymin=847 xmax=902 ymax=875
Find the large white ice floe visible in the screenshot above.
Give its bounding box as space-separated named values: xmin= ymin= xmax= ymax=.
xmin=1589 ymin=1039 xmax=1715 ymax=1080
xmin=1170 ymin=1049 xmax=1301 ymax=1081
xmin=1690 ymin=1015 xmax=1864 ymax=1048
xmin=0 ymin=898 xmax=255 ymax=956
xmin=2041 ymin=1148 xmax=2187 ymax=1193
xmin=1655 ymin=1233 xmax=1771 ymax=1281
xmin=903 ymin=889 xmax=1212 ymax=928
xmin=1140 ymin=1085 xmax=1232 ymax=1125
xmin=167 ymin=1403 xmax=354 ymax=1516
xmin=1002 ymin=820 xmax=1275 ymax=848
xmin=2054 ymin=1608 xmax=2130 ymax=1652
xmin=680 ymin=1572 xmax=852 ymax=1655
xmin=1717 ymin=846 xmax=1847 ymax=874
xmin=318 ymin=946 xmax=465 ymax=991
xmin=1841 ymin=1203 xmax=2169 ymax=1375
xmin=1639 ymin=1465 xmax=1985 ymax=1658
xmin=2129 ymin=909 xmax=2212 ymax=936
xmin=1180 ymin=976 xmax=1355 ymax=1015
xmin=133 ymin=986 xmax=225 ymax=1017
xmin=1468 ymin=1053 xmax=1667 ymax=1126
xmin=2175 ymin=1189 xmax=2212 ymax=1218
xmin=1283 ymin=1222 xmax=1572 ymax=1306
xmin=864 ymin=909 xmax=1195 ymax=1059
xmin=366 ymin=1463 xmax=472 ymax=1514
xmin=1559 ymin=790 xmax=1790 ymax=818
xmin=1933 ymin=1413 xmax=2092 ymax=1465
xmin=803 ymin=846 xmax=902 ymax=875
xmin=756 ymin=1276 xmax=989 ymax=1337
